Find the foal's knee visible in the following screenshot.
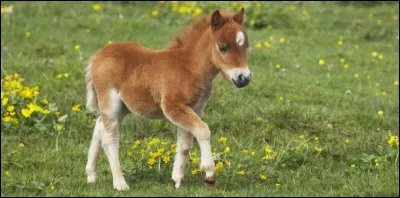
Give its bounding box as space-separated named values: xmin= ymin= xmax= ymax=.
xmin=193 ymin=122 xmax=211 ymax=141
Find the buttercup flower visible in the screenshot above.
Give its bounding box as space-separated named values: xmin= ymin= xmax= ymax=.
xmin=318 ymin=59 xmax=325 ymax=66
xmin=92 ymin=3 xmax=101 ymax=11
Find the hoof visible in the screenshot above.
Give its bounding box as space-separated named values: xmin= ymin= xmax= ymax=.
xmin=204 ymin=179 xmax=216 ymax=189
xmin=114 ymin=180 xmax=130 ymax=191
xmin=172 ymin=180 xmax=182 ymax=189
xmin=87 ymin=175 xmax=98 ymax=184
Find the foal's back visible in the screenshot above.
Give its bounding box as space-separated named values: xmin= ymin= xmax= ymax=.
xmin=88 ymin=42 xmax=195 ymax=119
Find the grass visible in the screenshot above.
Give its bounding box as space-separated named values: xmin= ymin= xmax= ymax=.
xmin=1 ymin=1 xmax=399 ymax=197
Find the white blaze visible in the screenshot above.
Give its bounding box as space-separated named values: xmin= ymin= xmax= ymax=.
xmin=236 ymin=31 xmax=245 ymax=46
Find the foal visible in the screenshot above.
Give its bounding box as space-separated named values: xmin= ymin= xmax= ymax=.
xmin=85 ymin=8 xmax=252 ymax=191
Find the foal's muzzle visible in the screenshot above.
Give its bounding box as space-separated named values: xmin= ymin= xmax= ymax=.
xmin=232 ymin=72 xmax=252 ymax=88
xmin=226 ymin=67 xmax=252 ymax=88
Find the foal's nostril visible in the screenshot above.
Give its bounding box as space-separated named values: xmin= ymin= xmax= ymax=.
xmin=238 ymin=74 xmax=244 ymax=82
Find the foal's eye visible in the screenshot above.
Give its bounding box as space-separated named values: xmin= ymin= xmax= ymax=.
xmin=218 ymin=45 xmax=228 ymax=53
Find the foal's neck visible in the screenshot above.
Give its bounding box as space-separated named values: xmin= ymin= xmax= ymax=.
xmin=185 ymin=28 xmax=219 ymax=83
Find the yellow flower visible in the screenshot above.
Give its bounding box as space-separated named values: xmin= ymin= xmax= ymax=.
xmin=279 ymin=38 xmax=285 ymax=44
xmin=215 ymin=161 xmax=224 ymax=172
xmin=92 ymin=3 xmax=101 ymax=12
xmin=372 ymin=51 xmax=378 ymax=57
xmin=192 ymin=169 xmax=199 ymax=175
xmin=250 ymin=19 xmax=255 ymax=26
xmin=224 ymin=146 xmax=231 ymax=153
xmin=392 ymin=80 xmax=398 ymax=86
xmin=259 ymin=174 xmax=267 ymax=180
xmin=5 ymin=171 xmax=11 ymax=177
xmin=350 ymin=164 xmax=356 ymax=168
xmin=107 ymin=40 xmax=113 ymax=45
xmin=255 ymin=42 xmax=262 ymax=48
xmin=387 ymin=136 xmax=399 ymax=147
xmin=377 ymin=110 xmax=383 ymax=116
xmin=56 ymin=74 xmax=63 ymax=79
xmin=345 ymin=139 xmax=350 ymax=144
xmin=256 ymin=117 xmax=263 ymax=122
xmin=375 ymin=82 xmax=380 ymax=87
xmin=314 ymin=136 xmax=319 ymax=141
xmin=250 ymin=151 xmax=255 ymax=156
xmin=318 ymin=59 xmax=325 ymax=66
xmin=147 ymin=158 xmax=156 ymax=166
xmin=276 ymin=183 xmax=281 ymax=187
xmin=264 ymin=145 xmax=272 ymax=153
xmin=354 ymin=74 xmax=359 ymax=79
xmin=7 ymin=105 xmax=14 ymax=112
xmin=314 ymin=147 xmax=323 ymax=152
xmin=340 ymin=58 xmax=345 ymax=63
xmin=275 ymin=64 xmax=281 ymax=69
xmin=55 ymin=111 xmax=60 ymax=116
xmin=2 ymin=97 xmax=8 ymax=106
xmin=218 ymin=136 xmax=227 ymax=145
xmin=56 ymin=124 xmax=63 ymax=132
xmin=378 ymin=54 xmax=383 ymax=60
xmin=368 ymin=12 xmax=374 ymax=19
xmin=241 ymin=149 xmax=249 ymax=154
xmin=25 ymin=31 xmax=31 ymax=38
xmin=237 ymin=170 xmax=245 ymax=175
xmin=149 ymin=151 xmax=160 ymax=159
xmin=151 ymin=10 xmax=159 ymax=16
xmin=263 ymin=41 xmax=271 ymax=48
xmin=72 ymin=104 xmax=81 ymax=112
xmin=381 ymin=91 xmax=387 ymax=96
xmin=86 ymin=28 xmax=91 ymax=33
xmin=191 ymin=157 xmax=199 ymax=165
xmin=162 ymin=155 xmax=171 ymax=164
xmin=301 ymin=9 xmax=308 ymax=17
xmin=192 ymin=8 xmax=202 ymax=17
xmin=2 ymin=116 xmax=19 ymax=125
xmin=74 ymin=44 xmax=80 ymax=51
xmin=279 ymin=96 xmax=284 ymax=101
xmin=366 ymin=76 xmax=371 ymax=80
xmin=64 ymin=73 xmax=69 ymax=78
xmin=21 ymin=108 xmax=32 ymax=118
xmin=269 ymin=36 xmax=274 ymax=41
xmin=19 ymin=143 xmax=25 ymax=148
xmin=224 ymin=161 xmax=231 ymax=167
xmin=50 ymin=185 xmax=55 ymax=190
xmin=377 ymin=19 xmax=382 ymax=25
xmin=299 ymin=135 xmax=305 ymax=140
xmin=337 ymin=40 xmax=343 ymax=46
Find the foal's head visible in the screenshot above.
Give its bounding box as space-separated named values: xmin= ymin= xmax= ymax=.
xmin=210 ymin=8 xmax=251 ymax=88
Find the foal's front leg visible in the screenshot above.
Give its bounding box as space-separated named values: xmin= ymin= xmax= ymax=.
xmin=162 ymin=103 xmax=215 ymax=187
xmin=172 ymin=127 xmax=194 ymax=188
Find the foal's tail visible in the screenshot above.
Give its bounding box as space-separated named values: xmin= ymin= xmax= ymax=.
xmin=85 ymin=60 xmax=98 ymax=112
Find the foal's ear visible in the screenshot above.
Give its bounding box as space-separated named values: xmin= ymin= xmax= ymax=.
xmin=233 ymin=7 xmax=245 ymax=25
xmin=211 ymin=10 xmax=225 ymax=30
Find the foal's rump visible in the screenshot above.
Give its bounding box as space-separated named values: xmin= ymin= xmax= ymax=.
xmin=85 ymin=42 xmax=165 ymax=118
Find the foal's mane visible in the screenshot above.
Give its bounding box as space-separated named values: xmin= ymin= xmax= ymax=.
xmin=167 ymin=10 xmax=235 ymax=49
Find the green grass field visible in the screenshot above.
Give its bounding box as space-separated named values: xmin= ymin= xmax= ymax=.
xmin=1 ymin=1 xmax=399 ymax=197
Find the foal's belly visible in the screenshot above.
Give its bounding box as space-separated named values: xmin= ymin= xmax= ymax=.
xmin=119 ymin=87 xmax=164 ymax=119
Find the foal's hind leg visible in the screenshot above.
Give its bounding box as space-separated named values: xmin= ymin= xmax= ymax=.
xmin=172 ymin=127 xmax=194 ymax=188
xmin=86 ymin=116 xmax=103 ymax=183
xmin=98 ymin=89 xmax=129 ymax=191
